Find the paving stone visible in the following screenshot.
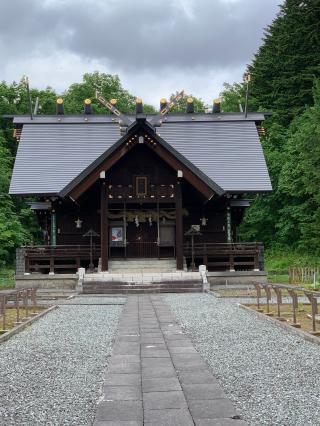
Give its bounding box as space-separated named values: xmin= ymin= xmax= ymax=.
xmin=194 ymin=419 xmax=247 ymax=426
xmin=141 ymin=349 xmax=170 ymax=358
xmin=173 ymin=360 xmax=208 ymax=371
xmin=144 ymin=408 xmax=194 ymax=426
xmin=142 ymin=377 xmax=182 ymax=392
xmin=139 ymin=336 xmax=165 ymax=344
xmin=116 ymin=336 xmax=140 ymax=342
xmin=103 ymin=386 xmax=142 ymax=401
xmin=95 ymin=295 xmax=241 ymax=426
xmin=139 ymin=332 xmax=163 ymax=339
xmin=95 ymin=401 xmax=143 ymax=421
xmin=142 ymin=366 xmax=176 ymax=378
xmin=113 ymin=343 xmax=140 ymax=355
xmin=169 ymin=346 xmax=198 ymax=354
xmin=108 ymin=362 xmax=141 ymax=374
xmin=104 ymin=374 xmax=141 ymax=386
xmin=182 ymin=384 xmax=227 ymax=400
xmin=141 ymin=343 xmax=167 ymax=350
xmin=143 ymin=391 xmax=188 ymax=409
xmin=94 ymin=421 xmax=142 ymax=426
xmin=111 ymin=355 xmax=140 ymax=363
xmin=166 ymin=339 xmax=194 ymax=348
xmin=177 ymin=371 xmax=219 ymax=385
xmin=171 ymin=353 xmax=203 ymax=362
xmin=188 ymin=400 xmax=237 ymax=420
xmin=142 ymin=357 xmax=174 ymax=368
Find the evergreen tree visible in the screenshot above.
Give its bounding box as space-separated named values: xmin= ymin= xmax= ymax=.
xmin=249 ymin=0 xmax=320 ymax=125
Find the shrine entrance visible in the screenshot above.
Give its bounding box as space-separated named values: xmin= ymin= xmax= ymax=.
xmin=108 ymin=205 xmax=176 ymax=259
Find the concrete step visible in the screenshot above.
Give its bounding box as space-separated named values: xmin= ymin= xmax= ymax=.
xmin=107 ymin=258 xmax=178 ymax=273
xmin=83 ymin=282 xmax=201 ymax=290
xmin=108 ymin=269 xmax=177 ymax=273
xmin=82 ymin=276 xmax=202 ymax=293
xmin=83 ymin=287 xmax=202 ymax=294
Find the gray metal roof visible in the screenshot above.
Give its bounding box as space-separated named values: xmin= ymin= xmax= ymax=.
xmin=9 ymin=123 xmax=120 ymax=195
xmin=157 ymin=121 xmax=271 ymax=192
xmin=9 ymin=116 xmax=271 ymax=196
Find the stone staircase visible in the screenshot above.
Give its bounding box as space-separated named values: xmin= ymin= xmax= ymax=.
xmin=82 ymin=259 xmax=202 ymax=294
xmin=103 ymin=258 xmax=184 ymax=273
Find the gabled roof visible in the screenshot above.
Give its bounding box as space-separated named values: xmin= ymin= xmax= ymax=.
xmin=9 ymin=122 xmax=121 ymax=195
xmin=61 ymin=119 xmax=222 ymax=199
xmin=157 ymin=120 xmax=271 ymax=192
xmin=8 ymin=112 xmax=272 ymax=197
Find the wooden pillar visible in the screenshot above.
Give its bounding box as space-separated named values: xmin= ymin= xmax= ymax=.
xmin=100 ymin=181 xmax=108 ymax=271
xmin=50 ymin=210 xmax=57 ymax=246
xmin=226 ymin=206 xmax=232 ymax=243
xmin=175 ymin=181 xmax=183 ymax=270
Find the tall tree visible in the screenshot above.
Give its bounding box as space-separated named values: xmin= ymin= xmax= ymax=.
xmin=64 ymin=72 xmax=156 ymax=114
xmin=248 ymin=0 xmax=320 ymax=125
xmin=169 ymin=92 xmax=206 ymax=113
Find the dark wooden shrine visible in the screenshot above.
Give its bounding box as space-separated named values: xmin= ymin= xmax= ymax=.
xmin=7 ymin=95 xmax=271 ymax=274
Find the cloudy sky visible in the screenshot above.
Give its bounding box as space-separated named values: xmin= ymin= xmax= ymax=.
xmin=0 ymin=0 xmax=281 ymax=107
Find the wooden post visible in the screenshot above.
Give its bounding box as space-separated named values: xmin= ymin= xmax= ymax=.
xmin=100 ymin=181 xmax=108 ymax=271
xmin=175 ymin=181 xmax=183 ymax=270
xmin=226 ymin=206 xmax=232 ymax=243
xmin=51 ymin=210 xmax=57 ymax=246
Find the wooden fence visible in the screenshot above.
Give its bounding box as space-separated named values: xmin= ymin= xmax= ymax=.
xmin=289 ymin=267 xmax=320 ymax=285
xmin=0 ymin=288 xmax=37 ymax=332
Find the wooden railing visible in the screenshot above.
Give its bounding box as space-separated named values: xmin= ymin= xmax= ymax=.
xmin=22 ymin=241 xmax=264 ymax=273
xmin=183 ymin=242 xmax=264 ymax=271
xmin=24 ymin=245 xmax=100 ymax=274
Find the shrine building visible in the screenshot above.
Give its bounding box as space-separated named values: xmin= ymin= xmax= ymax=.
xmin=7 ymin=95 xmax=272 ymax=277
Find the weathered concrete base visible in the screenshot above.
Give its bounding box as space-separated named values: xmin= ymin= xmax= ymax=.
xmin=15 ymin=274 xmax=78 ymax=290
xmin=208 ymin=271 xmax=267 ymax=286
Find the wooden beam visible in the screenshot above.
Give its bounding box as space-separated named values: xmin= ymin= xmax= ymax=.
xmin=175 ymin=181 xmax=183 ymax=270
xmin=151 ymin=143 xmax=214 ymax=199
xmin=70 ymin=144 xmax=133 ymax=200
xmin=68 ymin=125 xmax=215 ymax=201
xmin=100 ymin=181 xmax=108 ymax=271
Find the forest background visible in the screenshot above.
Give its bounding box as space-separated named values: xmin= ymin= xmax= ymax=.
xmin=0 ymin=0 xmax=319 ymax=280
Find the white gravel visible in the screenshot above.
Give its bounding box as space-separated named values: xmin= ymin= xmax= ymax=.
xmin=164 ymin=293 xmax=320 ymax=426
xmin=0 ymin=301 xmax=122 ymax=426
xmin=58 ymin=296 xmax=126 ymax=305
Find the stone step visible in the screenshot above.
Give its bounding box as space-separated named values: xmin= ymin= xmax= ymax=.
xmin=83 ymin=287 xmax=202 ymax=294
xmin=108 ymin=269 xmax=177 ymax=273
xmin=107 ymin=259 xmax=178 ymax=273
xmin=83 ymin=283 xmax=201 ymax=290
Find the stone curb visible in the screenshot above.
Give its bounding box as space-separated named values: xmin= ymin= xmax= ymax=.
xmin=239 ymin=303 xmax=320 ymax=347
xmin=0 ymin=305 xmax=58 ymax=344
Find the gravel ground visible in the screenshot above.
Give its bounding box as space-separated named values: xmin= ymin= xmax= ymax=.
xmin=58 ymin=296 xmax=126 ymax=305
xmin=164 ymin=293 xmax=320 ymax=426
xmin=0 ymin=300 xmax=122 ymax=426
xmin=39 ymin=296 xmax=126 ymax=306
xmin=220 ymin=296 xmax=309 ymax=305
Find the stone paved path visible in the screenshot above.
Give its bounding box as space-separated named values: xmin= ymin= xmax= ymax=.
xmin=94 ymin=295 xmax=246 ymax=426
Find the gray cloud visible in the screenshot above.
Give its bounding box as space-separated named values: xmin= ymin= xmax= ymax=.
xmin=1 ymin=0 xmax=280 ymax=69
xmin=0 ymin=0 xmax=281 ymax=104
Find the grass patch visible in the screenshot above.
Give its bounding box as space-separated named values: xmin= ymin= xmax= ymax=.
xmin=0 ymin=307 xmax=45 ymax=331
xmin=0 ymin=269 xmax=15 ymax=290
xmin=265 ymin=249 xmax=320 ymax=273
xmin=267 ymin=274 xmax=289 ymax=283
